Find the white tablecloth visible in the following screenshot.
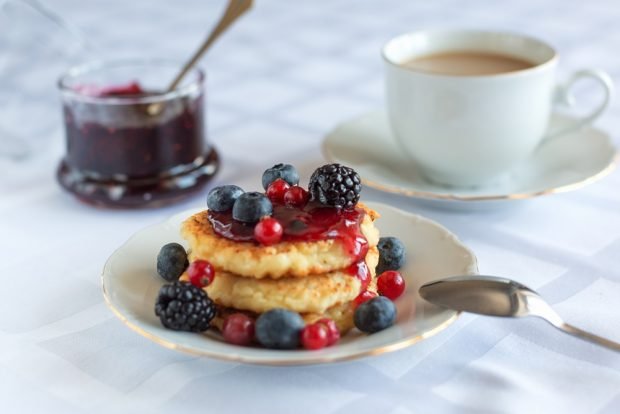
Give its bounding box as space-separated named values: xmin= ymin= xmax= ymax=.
xmin=1 ymin=0 xmax=620 ymax=412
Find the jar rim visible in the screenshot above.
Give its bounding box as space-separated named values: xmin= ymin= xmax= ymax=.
xmin=58 ymin=59 xmax=204 ymax=105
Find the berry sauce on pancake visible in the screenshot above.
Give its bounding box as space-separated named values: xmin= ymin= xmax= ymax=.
xmin=208 ymin=202 xmax=369 ymax=262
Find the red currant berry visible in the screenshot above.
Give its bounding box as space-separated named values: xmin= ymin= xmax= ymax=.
xmin=187 ymin=259 xmax=215 ymax=288
xmin=377 ymin=270 xmax=406 ymax=300
xmin=222 ymin=313 xmax=255 ymax=346
xmin=284 ymin=186 xmax=309 ymax=208
xmin=254 ymin=217 xmax=283 ymax=245
xmin=301 ymin=323 xmax=328 ymax=350
xmin=347 ymin=261 xmax=371 ymax=290
xmin=266 ymin=179 xmax=290 ymax=204
xmin=354 ymin=290 xmax=377 ymax=308
xmin=316 ymin=318 xmax=340 ymax=346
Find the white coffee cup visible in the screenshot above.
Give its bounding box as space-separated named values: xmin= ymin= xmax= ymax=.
xmin=383 ymin=29 xmax=613 ymax=187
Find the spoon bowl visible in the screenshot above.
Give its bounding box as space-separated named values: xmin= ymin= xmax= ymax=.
xmin=420 ymin=275 xmax=620 ymax=352
xmin=418 ymin=275 xmax=532 ymax=317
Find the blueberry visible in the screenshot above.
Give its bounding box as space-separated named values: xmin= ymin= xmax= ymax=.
xmin=232 ymin=192 xmax=273 ymax=223
xmin=255 ymin=308 xmax=304 ymax=349
xmin=207 ymin=185 xmax=244 ymax=212
xmin=376 ymin=237 xmax=406 ymax=274
xmin=354 ymin=296 xmax=397 ymax=333
xmin=262 ymin=163 xmax=300 ymax=189
xmin=156 ymin=243 xmax=188 ymax=282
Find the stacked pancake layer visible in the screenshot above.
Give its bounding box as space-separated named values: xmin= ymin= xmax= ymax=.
xmin=180 ymin=203 xmax=380 ymax=334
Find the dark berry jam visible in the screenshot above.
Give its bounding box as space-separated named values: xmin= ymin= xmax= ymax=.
xmin=57 ymin=82 xmax=219 ymax=208
xmin=208 ymin=202 xmax=369 ymax=261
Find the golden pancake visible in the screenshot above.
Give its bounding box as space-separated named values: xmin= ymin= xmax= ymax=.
xmin=181 ymin=202 xmax=380 ymax=279
xmin=180 ymin=247 xmax=379 ymax=315
xmin=211 ymin=282 xmax=377 ymax=336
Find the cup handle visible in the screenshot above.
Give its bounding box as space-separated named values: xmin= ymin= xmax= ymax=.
xmin=543 ymin=69 xmax=614 ymax=141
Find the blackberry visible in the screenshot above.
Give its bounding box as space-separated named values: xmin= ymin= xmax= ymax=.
xmin=154 ymin=282 xmax=216 ymax=332
xmin=309 ymin=163 xmax=361 ymax=209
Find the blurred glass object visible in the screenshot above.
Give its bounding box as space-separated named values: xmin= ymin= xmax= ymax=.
xmin=0 ymin=0 xmax=93 ymax=159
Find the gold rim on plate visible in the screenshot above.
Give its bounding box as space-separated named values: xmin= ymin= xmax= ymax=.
xmin=101 ymin=204 xmax=478 ymax=366
xmin=102 ymin=281 xmax=460 ymax=365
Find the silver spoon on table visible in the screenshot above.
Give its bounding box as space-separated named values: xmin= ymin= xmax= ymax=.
xmin=419 ymin=275 xmax=620 ymax=352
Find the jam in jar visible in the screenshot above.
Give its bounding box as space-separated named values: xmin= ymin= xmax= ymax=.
xmin=57 ymin=60 xmax=219 ymax=207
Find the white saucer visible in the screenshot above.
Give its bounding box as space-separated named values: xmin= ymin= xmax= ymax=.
xmin=102 ymin=202 xmax=478 ymax=366
xmin=323 ymin=111 xmax=618 ymax=208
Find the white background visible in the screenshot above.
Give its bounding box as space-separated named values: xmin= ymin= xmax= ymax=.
xmin=1 ymin=0 xmax=619 ymax=413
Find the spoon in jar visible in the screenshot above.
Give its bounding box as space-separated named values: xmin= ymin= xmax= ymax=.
xmin=419 ymin=275 xmax=620 ymax=352
xmin=148 ymin=0 xmax=253 ymax=115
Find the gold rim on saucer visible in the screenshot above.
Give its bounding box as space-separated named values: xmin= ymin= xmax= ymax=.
xmin=322 ymin=132 xmax=620 ymax=203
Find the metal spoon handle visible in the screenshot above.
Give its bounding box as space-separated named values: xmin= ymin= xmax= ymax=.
xmin=555 ymin=322 xmax=620 ymax=352
xmin=167 ymin=0 xmax=253 ymax=91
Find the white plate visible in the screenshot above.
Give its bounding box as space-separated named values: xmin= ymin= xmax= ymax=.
xmin=102 ymin=202 xmax=478 ymax=365
xmin=323 ymin=111 xmax=618 ymax=210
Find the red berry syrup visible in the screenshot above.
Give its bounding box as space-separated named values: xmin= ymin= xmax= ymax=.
xmin=347 ymin=260 xmax=371 ymax=291
xmin=208 ymin=202 xmax=369 ymax=262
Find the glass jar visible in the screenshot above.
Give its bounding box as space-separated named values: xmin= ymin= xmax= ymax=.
xmin=57 ymin=60 xmax=219 ymax=207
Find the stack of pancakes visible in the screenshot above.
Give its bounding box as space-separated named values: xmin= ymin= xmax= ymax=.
xmin=179 ymin=203 xmax=381 ymax=334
